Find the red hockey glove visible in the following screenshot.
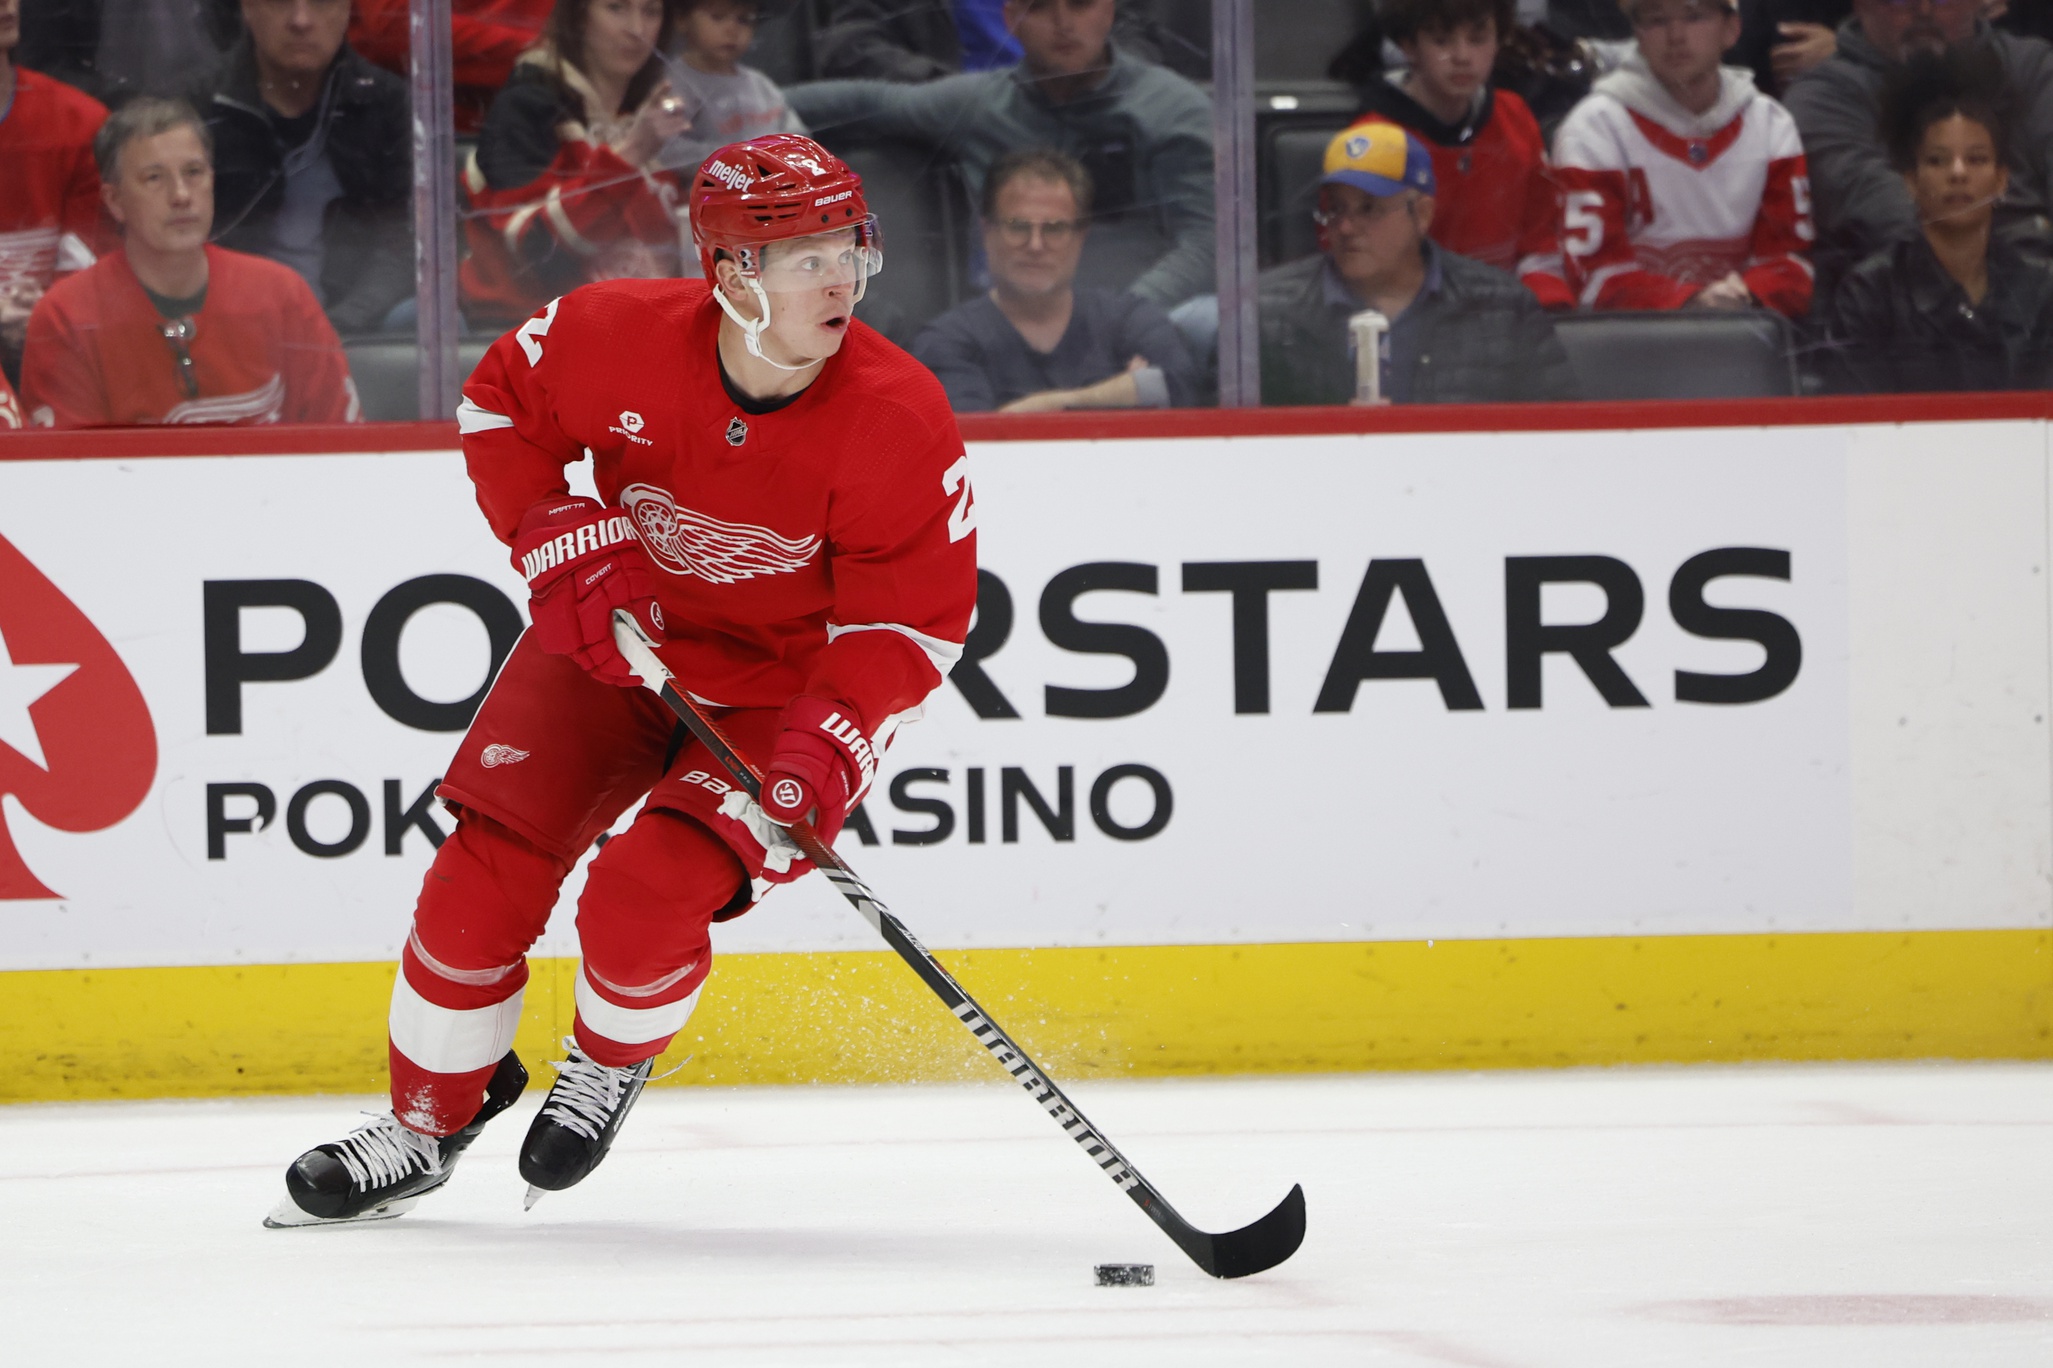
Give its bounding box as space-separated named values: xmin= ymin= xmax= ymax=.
xmin=511 ymin=496 xmax=665 ymax=687
xmin=758 ymin=696 xmax=878 ymax=848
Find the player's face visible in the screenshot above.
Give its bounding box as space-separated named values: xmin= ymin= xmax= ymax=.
xmin=1855 ymin=0 xmax=1977 ymax=62
xmin=983 ymin=174 xmax=1086 ymax=300
xmin=1907 ymin=112 xmax=2007 ymax=231
xmin=726 ymin=229 xmax=869 ymax=362
xmin=1319 ymin=183 xmax=1430 ymax=289
xmin=679 ymin=0 xmax=757 ymax=69
xmin=584 ymin=0 xmax=666 ymax=87
xmin=1006 ymin=0 xmax=1116 ymax=79
xmin=240 ymin=0 xmax=349 ymax=82
xmin=1401 ymin=20 xmax=1498 ymax=107
xmin=103 ymin=126 xmax=215 ymax=256
xmin=1631 ymin=0 xmax=1742 ymax=91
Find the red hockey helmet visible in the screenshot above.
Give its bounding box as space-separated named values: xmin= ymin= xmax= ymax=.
xmin=689 ymin=134 xmax=880 ymax=290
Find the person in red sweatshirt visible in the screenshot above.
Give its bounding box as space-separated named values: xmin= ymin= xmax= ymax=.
xmin=1352 ymin=0 xmax=1571 ymax=307
xmin=349 ymin=0 xmax=556 ymax=134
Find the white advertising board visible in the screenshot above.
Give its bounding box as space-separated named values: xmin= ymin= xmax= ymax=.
xmin=0 ymin=421 xmax=2045 ymax=971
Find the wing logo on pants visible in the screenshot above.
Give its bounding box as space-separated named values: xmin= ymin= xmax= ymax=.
xmin=619 ymin=483 xmax=821 ymax=584
xmin=0 ymin=532 xmax=157 ymax=899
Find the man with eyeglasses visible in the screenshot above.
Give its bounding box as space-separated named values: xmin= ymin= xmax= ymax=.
xmin=912 ymin=147 xmax=1195 ymax=411
xmin=1257 ymin=123 xmax=1576 ymax=406
xmin=1552 ymin=0 xmax=1815 ymax=315
xmin=19 ymin=96 xmax=358 ymax=426
xmin=1784 ymin=0 xmax=2053 ymax=285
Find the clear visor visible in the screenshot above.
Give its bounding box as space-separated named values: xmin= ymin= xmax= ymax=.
xmin=742 ymin=217 xmax=884 ymax=294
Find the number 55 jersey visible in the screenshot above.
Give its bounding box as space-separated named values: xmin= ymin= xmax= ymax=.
xmin=1552 ymin=52 xmax=1814 ymax=316
xmin=459 ymin=277 xmax=978 ymax=744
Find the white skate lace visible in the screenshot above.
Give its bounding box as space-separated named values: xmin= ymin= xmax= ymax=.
xmin=333 ymin=1111 xmax=443 ymax=1191
xmin=539 ymin=1041 xmax=643 ymax=1143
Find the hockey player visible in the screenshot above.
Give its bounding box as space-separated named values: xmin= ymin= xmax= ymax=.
xmin=1552 ymin=0 xmax=1816 ymax=316
xmin=1352 ymin=0 xmax=1572 ymax=307
xmin=268 ymin=132 xmax=978 ymax=1227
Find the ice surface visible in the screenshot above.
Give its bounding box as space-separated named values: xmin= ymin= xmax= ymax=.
xmin=3 ymin=1064 xmax=2051 ymax=1365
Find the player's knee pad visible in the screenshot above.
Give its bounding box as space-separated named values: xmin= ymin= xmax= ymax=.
xmin=572 ymin=810 xmax=742 ymax=1063
xmin=405 ymin=807 xmax=570 ymax=1010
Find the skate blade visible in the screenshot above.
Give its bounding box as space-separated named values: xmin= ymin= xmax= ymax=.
xmin=523 ymin=1185 xmax=546 ymax=1212
xmin=263 ymin=1193 xmax=422 ymax=1229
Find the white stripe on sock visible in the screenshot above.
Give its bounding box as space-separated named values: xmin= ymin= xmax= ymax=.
xmin=573 ymin=966 xmax=702 ymax=1046
xmin=389 ymin=970 xmax=523 ymax=1075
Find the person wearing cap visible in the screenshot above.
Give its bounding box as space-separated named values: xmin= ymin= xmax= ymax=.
xmin=1552 ymin=0 xmax=1815 ymax=315
xmin=1257 ymin=123 xmax=1577 ymax=407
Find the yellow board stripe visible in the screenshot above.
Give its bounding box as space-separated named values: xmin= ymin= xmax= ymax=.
xmin=4 ymin=930 xmax=2049 ymax=1103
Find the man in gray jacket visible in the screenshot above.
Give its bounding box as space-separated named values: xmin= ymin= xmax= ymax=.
xmin=1784 ymin=0 xmax=2053 ymax=285
xmin=787 ymin=0 xmax=1215 ymax=309
xmin=1259 ymin=124 xmax=1578 ymax=407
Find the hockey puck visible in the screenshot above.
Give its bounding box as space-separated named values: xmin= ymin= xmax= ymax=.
xmin=1094 ymin=1263 xmax=1155 ymax=1287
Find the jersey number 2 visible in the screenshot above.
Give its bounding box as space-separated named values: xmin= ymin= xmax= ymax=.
xmin=943 ymin=456 xmax=976 ymax=543
xmin=516 ymin=297 xmax=561 ymax=367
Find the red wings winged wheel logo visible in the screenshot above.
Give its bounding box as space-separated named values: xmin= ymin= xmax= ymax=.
xmin=0 ymin=532 xmax=157 ymax=899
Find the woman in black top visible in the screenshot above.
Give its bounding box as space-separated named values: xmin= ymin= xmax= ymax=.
xmin=1829 ymin=51 xmax=2053 ymax=393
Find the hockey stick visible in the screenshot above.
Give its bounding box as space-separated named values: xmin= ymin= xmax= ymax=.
xmin=610 ymin=610 xmax=1306 ymax=1279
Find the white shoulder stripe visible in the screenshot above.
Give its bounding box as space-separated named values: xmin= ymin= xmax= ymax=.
xmin=826 ymin=621 xmax=965 ymax=677
xmin=457 ymin=397 xmax=515 ymax=434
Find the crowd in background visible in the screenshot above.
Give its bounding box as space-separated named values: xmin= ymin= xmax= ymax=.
xmin=2 ymin=0 xmax=2051 ymax=428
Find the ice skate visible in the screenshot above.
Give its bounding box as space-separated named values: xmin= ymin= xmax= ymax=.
xmin=265 ymin=1050 xmax=528 ymax=1228
xmin=518 ymin=1038 xmax=653 ymax=1207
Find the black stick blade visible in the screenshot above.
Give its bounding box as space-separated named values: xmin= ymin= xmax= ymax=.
xmin=1198 ymin=1183 xmax=1307 ymax=1279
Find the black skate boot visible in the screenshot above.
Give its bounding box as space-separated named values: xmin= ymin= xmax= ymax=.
xmin=518 ymin=1038 xmax=653 ymax=1207
xmin=264 ymin=1050 xmax=528 ymax=1228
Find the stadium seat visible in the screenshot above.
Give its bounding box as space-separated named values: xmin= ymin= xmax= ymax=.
xmin=1550 ymin=311 xmax=1801 ymax=400
xmin=346 ymin=339 xmax=492 ymax=422
xmin=816 ymin=140 xmax=969 ymax=347
xmin=1261 ymin=118 xmax=1350 ymax=267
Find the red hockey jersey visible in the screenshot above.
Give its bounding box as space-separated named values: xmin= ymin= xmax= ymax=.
xmin=0 ymin=370 xmax=23 ymax=430
xmin=349 ymin=0 xmax=554 ymax=133
xmin=1352 ymin=84 xmax=1570 ymax=308
xmin=21 ymin=246 xmax=361 ymax=428
xmin=459 ymin=279 xmax=978 ymax=739
xmin=0 ymin=67 xmax=110 ymax=313
xmin=1552 ymin=56 xmax=1813 ymax=316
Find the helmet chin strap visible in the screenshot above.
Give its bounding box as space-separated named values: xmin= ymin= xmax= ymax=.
xmin=714 ymin=277 xmax=819 ymax=374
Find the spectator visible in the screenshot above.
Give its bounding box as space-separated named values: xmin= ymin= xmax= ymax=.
xmin=788 ymin=0 xmax=1216 ymax=309
xmin=1553 ymin=0 xmax=1815 ymax=315
xmin=1258 ymin=124 xmax=1578 ymax=406
xmin=348 ymin=0 xmax=554 ymax=134
xmin=460 ymin=0 xmax=692 ymax=328
xmin=1730 ymin=0 xmax=1848 ymax=97
xmin=191 ymin=0 xmax=413 ymax=336
xmin=912 ymin=147 xmax=1195 ymax=411
xmin=2 ymin=0 xmax=109 ymax=386
xmin=0 ymin=367 xmax=23 ymax=426
xmin=658 ymin=0 xmax=806 ymax=199
xmin=1783 ymin=0 xmax=2053 ymax=286
xmin=813 ymin=0 xmax=1180 ymax=83
xmin=15 ymin=0 xmax=237 ymax=105
xmin=1353 ymin=0 xmax=1572 ymax=306
xmin=20 ymin=97 xmax=358 ymax=426
xmin=1830 ymin=51 xmax=2053 ymax=389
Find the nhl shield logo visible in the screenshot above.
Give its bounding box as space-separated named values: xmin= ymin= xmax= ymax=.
xmin=726 ymin=416 xmax=748 ymax=446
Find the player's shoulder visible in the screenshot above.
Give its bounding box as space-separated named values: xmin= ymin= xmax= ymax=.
xmin=17 ymin=66 xmax=109 ymax=135
xmin=834 ymin=321 xmax=959 ymax=436
xmin=561 ymin=276 xmax=715 ymax=330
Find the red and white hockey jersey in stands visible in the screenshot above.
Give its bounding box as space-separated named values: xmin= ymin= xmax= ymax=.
xmin=0 ymin=370 xmax=23 ymax=429
xmin=0 ymin=67 xmax=110 ymax=312
xmin=21 ymin=246 xmax=360 ymax=428
xmin=1552 ymin=55 xmax=1813 ymax=315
